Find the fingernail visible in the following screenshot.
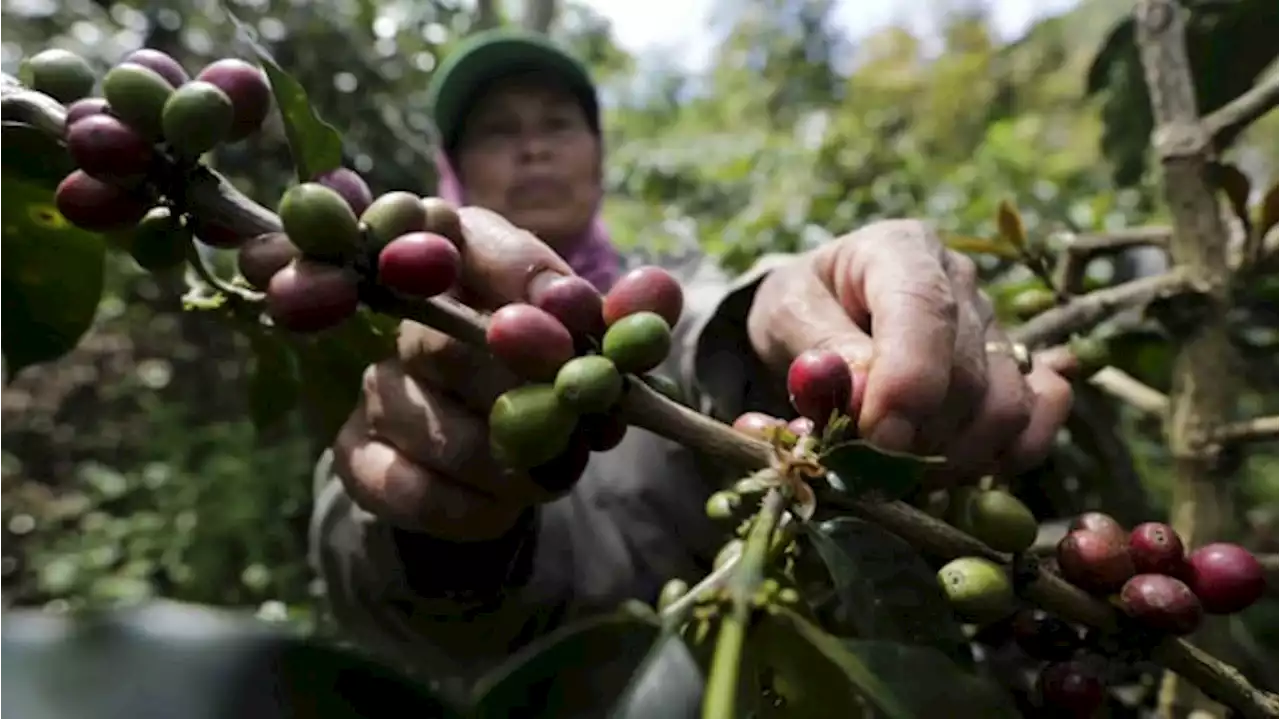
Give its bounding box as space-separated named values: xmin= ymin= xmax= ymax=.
xmin=527 ymin=268 xmax=567 ymax=300
xmin=867 ymin=413 xmax=915 ymax=452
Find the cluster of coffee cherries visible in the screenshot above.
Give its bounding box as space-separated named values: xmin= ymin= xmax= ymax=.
xmin=28 ymin=48 xmax=273 ymax=267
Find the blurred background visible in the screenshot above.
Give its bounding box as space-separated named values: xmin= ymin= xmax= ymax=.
xmin=0 ymin=0 xmax=1275 ymax=660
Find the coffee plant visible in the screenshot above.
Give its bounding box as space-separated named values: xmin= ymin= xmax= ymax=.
xmin=3 ymin=3 xmax=1278 ymax=719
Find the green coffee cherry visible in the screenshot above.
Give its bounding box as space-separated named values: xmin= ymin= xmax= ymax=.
xmin=602 ymin=311 xmax=672 ymax=374
xmin=23 ymin=49 xmax=96 ymax=104
xmin=360 ymin=191 xmax=428 ymax=250
xmin=129 ymin=206 xmax=190 ymax=272
xmin=102 ymin=63 xmax=175 ymax=140
xmin=277 ymin=183 xmax=361 ymax=260
xmin=161 ymin=80 xmax=234 ymax=158
xmin=1010 ymin=287 xmax=1057 ymax=320
xmin=554 ymin=355 xmax=623 ymax=414
xmin=957 ymin=489 xmax=1040 ymax=554
xmin=657 ymin=579 xmax=689 ymax=612
xmin=705 ymin=490 xmax=742 ymax=520
xmin=937 ymin=556 xmax=1016 ymax=623
xmin=1069 ymin=334 xmax=1110 ymax=377
xmin=488 ymin=384 xmax=578 ymax=470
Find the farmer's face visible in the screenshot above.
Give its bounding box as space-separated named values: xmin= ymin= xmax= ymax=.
xmin=454 ymin=76 xmax=602 ymax=250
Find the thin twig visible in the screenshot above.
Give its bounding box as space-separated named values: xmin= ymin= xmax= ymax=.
xmin=1202 ymin=70 xmax=1280 ymax=144
xmin=1052 ymin=227 xmax=1172 ymax=295
xmin=1089 ymin=367 xmax=1170 ymax=416
xmin=1012 ymin=270 xmax=1195 ymax=348
xmin=1212 ymin=416 xmax=1279 ymax=445
xmin=4 ymin=73 xmax=1275 ymax=719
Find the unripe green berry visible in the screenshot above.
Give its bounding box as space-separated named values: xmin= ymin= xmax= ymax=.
xmin=937 ymin=556 xmax=1016 ymax=624
xmin=554 ymin=355 xmax=623 ymax=414
xmin=488 ymin=384 xmax=579 ymax=470
xmin=277 ymin=183 xmax=361 ymax=261
xmin=602 ymin=311 xmax=672 ymax=374
xmin=705 ymin=490 xmax=742 ymax=520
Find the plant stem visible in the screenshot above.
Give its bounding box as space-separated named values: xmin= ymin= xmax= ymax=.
xmin=703 ymin=489 xmax=788 ymax=719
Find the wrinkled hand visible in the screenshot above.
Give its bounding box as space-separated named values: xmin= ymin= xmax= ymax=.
xmin=328 ymin=208 xmax=578 ymax=541
xmin=746 ymin=220 xmax=1074 ymax=483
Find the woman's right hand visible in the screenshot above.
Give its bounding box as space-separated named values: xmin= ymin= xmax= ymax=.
xmin=256 ymin=207 xmax=583 ymax=542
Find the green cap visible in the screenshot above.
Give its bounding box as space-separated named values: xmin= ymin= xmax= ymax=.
xmin=427 ymin=29 xmax=600 ymax=153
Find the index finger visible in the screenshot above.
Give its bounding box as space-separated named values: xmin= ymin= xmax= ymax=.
xmin=823 ymin=221 xmax=959 ymax=449
xmin=454 ymin=206 xmax=577 ymax=310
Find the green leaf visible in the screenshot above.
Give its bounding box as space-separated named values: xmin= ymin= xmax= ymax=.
xmin=224 ymin=7 xmax=343 ymax=182
xmin=940 ymin=234 xmax=1021 ymax=259
xmin=995 ymin=199 xmax=1027 ymax=250
xmin=472 ymin=602 xmax=662 ymax=719
xmin=750 ymin=605 xmax=914 ymax=719
xmin=799 ymin=518 xmax=971 ymax=666
xmin=820 ymin=440 xmax=942 ymax=500
xmin=291 ymin=309 xmax=398 ymax=444
xmin=1 ymin=175 xmax=106 ymax=378
xmin=2 ymin=601 xmax=466 ymax=719
xmin=608 ymin=631 xmax=704 ymax=719
xmin=1 ymin=122 xmax=76 ymax=190
xmin=836 ymin=640 xmax=1020 ymax=718
xmin=247 ymin=329 xmax=301 ymax=432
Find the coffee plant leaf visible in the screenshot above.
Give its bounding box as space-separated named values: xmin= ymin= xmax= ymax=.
xmin=2 ymin=120 xmax=76 ymax=189
xmin=471 ymin=601 xmax=661 ymax=719
xmin=224 ymin=6 xmax=343 ymax=182
xmin=247 ymin=327 xmax=301 ymax=432
xmin=751 ymin=604 xmax=914 ymax=719
xmin=607 ymin=630 xmax=703 ymax=719
xmin=1 ymin=600 xmax=466 ymax=719
xmin=820 ymin=440 xmax=941 ymax=500
xmin=941 ymin=233 xmax=1021 ymax=259
xmin=1 ymin=170 xmax=106 ymax=378
xmin=800 ymin=518 xmax=971 ymax=666
xmin=291 ymin=309 xmax=398 ymax=444
xmin=837 ymin=640 xmax=1020 ymax=718
xmin=995 ymin=199 xmax=1027 ymax=250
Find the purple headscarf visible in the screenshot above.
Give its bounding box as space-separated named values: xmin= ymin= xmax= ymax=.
xmin=434 ymin=151 xmax=622 ymax=292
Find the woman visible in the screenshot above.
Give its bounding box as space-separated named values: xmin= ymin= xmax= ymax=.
xmin=306 ymin=28 xmax=1074 ymax=709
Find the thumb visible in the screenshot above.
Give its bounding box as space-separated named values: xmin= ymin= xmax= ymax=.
xmin=455 ymin=207 xmax=576 ymax=310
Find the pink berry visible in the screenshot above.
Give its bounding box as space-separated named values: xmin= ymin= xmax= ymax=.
xmin=1128 ymin=522 xmax=1186 ymax=576
xmin=266 ymin=260 xmax=359 ymax=333
xmin=1069 ymin=512 xmax=1128 ymax=545
xmin=66 ymin=113 xmax=154 ymax=180
xmin=787 ymin=417 xmax=816 ymax=438
xmin=64 ymin=97 xmax=110 ymax=130
xmin=531 ymin=273 xmax=606 ymax=340
xmin=786 ymin=349 xmax=853 ymax=427
xmin=1056 ymin=529 xmax=1135 ymax=595
xmin=731 ymin=411 xmax=784 ymax=441
xmin=1120 ymin=573 xmax=1203 ymax=635
xmin=122 ymin=49 xmax=189 ymax=88
xmin=377 ymin=232 xmax=461 ymax=298
xmin=1184 ymin=543 xmax=1266 ymax=615
xmin=313 ymin=167 xmax=373 ymax=217
xmin=485 ymin=303 xmax=575 ymax=382
xmin=602 ymin=265 xmax=684 ymax=328
xmin=196 ymin=59 xmax=271 ymax=141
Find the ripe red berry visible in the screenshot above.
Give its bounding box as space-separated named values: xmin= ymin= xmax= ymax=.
xmin=1119 ymin=573 xmax=1203 ymax=635
xmin=1011 ymin=609 xmax=1079 ymax=661
xmin=1128 ymin=522 xmax=1186 ymax=576
xmin=786 ymin=349 xmax=853 ymax=428
xmin=485 ymin=303 xmax=576 ymax=382
xmin=602 ymin=265 xmax=684 ymax=328
xmin=1037 ymin=660 xmax=1105 ymax=717
xmin=731 ymin=411 xmax=784 ymax=441
xmin=527 ymin=434 xmax=591 ymax=499
xmin=66 ymin=114 xmax=154 ymax=180
xmin=196 ymin=59 xmax=271 ymax=141
xmin=1069 ymin=512 xmax=1128 ymax=545
xmin=581 ymin=413 xmax=628 ymax=452
xmin=313 ymin=167 xmax=373 ymax=217
xmin=1183 ymin=543 xmax=1266 ymax=615
xmin=54 ymin=170 xmax=149 ymax=232
xmin=1056 ymin=529 xmax=1135 ymax=595
xmin=64 ymin=97 xmax=110 ymax=130
xmin=122 ymin=49 xmax=189 ymax=89
xmin=531 ymin=273 xmax=606 ymax=340
xmin=266 ymin=260 xmax=359 ymax=333
xmin=377 ymin=232 xmax=460 ymax=298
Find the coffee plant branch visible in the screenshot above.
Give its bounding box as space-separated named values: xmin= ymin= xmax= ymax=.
xmin=1010 ymin=269 xmax=1195 ymax=348
xmin=1088 ymin=367 xmax=1170 ymax=416
xmin=1052 ymin=226 xmax=1172 ymax=293
xmin=1201 ymin=69 xmax=1280 ymax=144
xmin=2 ymin=73 xmax=1276 ymax=719
xmin=1210 ymin=416 xmax=1279 ymax=445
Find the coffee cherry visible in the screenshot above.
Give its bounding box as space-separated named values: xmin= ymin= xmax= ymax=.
xmin=66 ymin=113 xmax=153 ymax=181
xmin=531 ymin=274 xmax=606 ymax=341
xmin=23 ymin=49 xmax=95 ymax=104
xmin=129 ymin=206 xmax=190 ymax=272
xmin=195 ymin=59 xmax=271 ymax=141
xmin=602 ymin=265 xmax=684 ymax=328
xmin=527 ymin=434 xmax=591 ymax=498
xmin=190 ymin=218 xmax=249 ymax=249
xmin=1011 ymin=610 xmax=1079 ymax=661
xmin=277 ymin=183 xmax=361 ymax=261
xmin=55 ymin=170 xmax=149 ymax=232
xmin=266 ymin=260 xmax=359 ymax=333
xmin=161 ymin=80 xmax=234 ymax=158
xmin=954 ymin=489 xmax=1039 ymax=554
xmin=121 ymin=49 xmax=190 ymax=89
xmin=377 ymin=232 xmax=460 ymax=298
xmin=581 ymin=413 xmax=628 ymax=452
xmin=1069 ymin=512 xmax=1127 ymax=546
xmin=64 ymin=97 xmax=110 ymax=129
xmin=787 ymin=417 xmax=815 ymax=438
xmin=237 ymin=233 xmax=300 ymax=290
xmin=1068 ymin=335 xmax=1110 ymax=378
xmin=706 ymin=490 xmax=742 ymax=520
xmin=489 ymin=384 xmax=579 ymax=470
xmin=786 ymin=349 xmax=852 ymax=428
xmin=937 ymin=556 xmax=1016 ymax=623
xmin=658 ymin=579 xmax=689 ymax=612
xmin=102 ymin=62 xmax=175 ymax=140
xmin=554 ymin=356 xmax=623 ymax=414
xmin=602 ymin=311 xmax=672 ymax=374
xmin=1184 ymin=543 xmax=1265 ymax=615
xmin=1057 ymin=529 xmax=1135 ymax=595
xmin=360 ymin=191 xmax=428 ymax=250
xmin=486 ymin=304 xmax=575 ymax=382
xmin=1037 ymin=660 xmax=1105 ymax=717
xmin=313 ymin=167 xmax=373 ymax=217
xmin=1128 ymin=522 xmax=1186 ymax=576
xmin=1011 ymin=287 xmax=1056 ymax=320
xmin=732 ymin=411 xmax=784 ymax=441
xmin=1119 ymin=573 xmax=1203 ymax=635
xmin=420 ymin=197 xmax=465 ymax=246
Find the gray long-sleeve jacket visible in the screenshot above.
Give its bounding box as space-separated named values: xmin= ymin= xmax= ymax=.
xmin=307 ymin=255 xmax=792 ymax=704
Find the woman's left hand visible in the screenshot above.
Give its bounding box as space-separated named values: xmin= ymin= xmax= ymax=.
xmin=746 ymin=219 xmax=1074 ymax=484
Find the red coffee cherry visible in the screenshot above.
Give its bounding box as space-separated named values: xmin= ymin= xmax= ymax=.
xmin=66 ymin=113 xmax=154 ymax=180
xmin=486 ymin=303 xmax=576 ymax=382
xmin=1183 ymin=543 xmax=1266 ymax=615
xmin=1119 ymin=573 xmax=1203 ymax=635
xmin=1056 ymin=529 xmax=1135 ymax=595
xmin=786 ymin=349 xmax=853 ymax=428
xmin=602 ymin=265 xmax=684 ymax=328
xmin=266 ymin=260 xmax=359 ymax=333
xmin=1069 ymin=512 xmax=1128 ymax=546
xmin=377 ymin=232 xmax=461 ymax=298
xmin=54 ymin=170 xmax=149 ymax=232
xmin=1127 ymin=522 xmax=1186 ymax=576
